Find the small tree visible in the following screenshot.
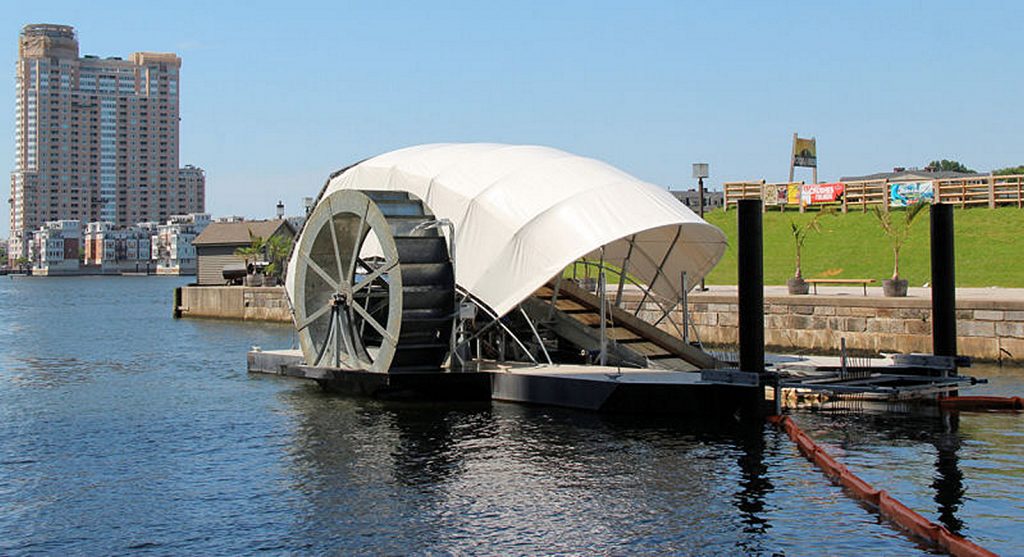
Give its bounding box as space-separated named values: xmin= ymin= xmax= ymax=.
xmin=790 ymin=209 xmax=832 ymax=279
xmin=873 ymin=203 xmax=928 ymax=281
xmin=15 ymin=256 xmax=30 ymax=271
xmin=263 ymin=234 xmax=293 ymax=282
xmin=234 ymin=233 xmax=265 ymax=269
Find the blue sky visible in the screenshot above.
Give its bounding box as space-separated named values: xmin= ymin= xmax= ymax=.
xmin=3 ymin=0 xmax=1023 ymax=234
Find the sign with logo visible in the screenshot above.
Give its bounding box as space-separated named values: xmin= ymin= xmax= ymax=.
xmin=889 ymin=181 xmax=934 ymax=207
xmin=801 ymin=182 xmax=845 ymax=205
xmin=792 ymin=136 xmax=817 ymax=168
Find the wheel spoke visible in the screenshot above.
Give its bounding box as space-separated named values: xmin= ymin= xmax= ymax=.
xmin=300 ymin=251 xmax=340 ymax=291
xmin=297 ymin=302 xmax=331 ymax=331
xmin=351 ymin=300 xmax=396 ymax=346
xmin=352 ymin=260 xmax=397 ymax=293
xmin=325 ymin=196 xmax=344 ymax=282
xmin=348 ymin=205 xmax=368 ymax=280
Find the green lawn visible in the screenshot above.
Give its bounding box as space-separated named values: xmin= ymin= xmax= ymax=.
xmin=702 ymin=206 xmax=1024 ymax=287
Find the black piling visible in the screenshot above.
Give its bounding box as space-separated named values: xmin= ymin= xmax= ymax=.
xmin=172 ymin=286 xmax=183 ymax=319
xmin=738 ymin=199 xmax=765 ymax=374
xmin=930 ymin=203 xmax=956 ymax=358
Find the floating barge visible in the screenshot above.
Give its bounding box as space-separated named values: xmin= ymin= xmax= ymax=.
xmin=249 ymin=347 xmax=761 ymax=415
xmin=247 ymin=144 xmax=981 ymax=417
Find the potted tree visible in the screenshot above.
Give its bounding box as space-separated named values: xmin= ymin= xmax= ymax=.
xmin=787 ymin=209 xmax=831 ymax=295
xmin=235 ymin=234 xmax=266 ymax=287
xmin=262 ymin=234 xmax=293 ymax=287
xmin=873 ymin=202 xmax=927 ymax=297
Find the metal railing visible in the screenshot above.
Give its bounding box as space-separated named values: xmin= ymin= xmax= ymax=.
xmin=567 ymin=258 xmax=691 ymax=342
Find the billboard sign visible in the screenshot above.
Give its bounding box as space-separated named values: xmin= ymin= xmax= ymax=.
xmin=889 ymin=181 xmax=934 ymax=207
xmin=801 ymin=182 xmax=845 ymax=205
xmin=792 ymin=136 xmax=817 ymax=168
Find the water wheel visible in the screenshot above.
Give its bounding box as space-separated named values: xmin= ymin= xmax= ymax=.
xmin=289 ymin=189 xmax=454 ymax=372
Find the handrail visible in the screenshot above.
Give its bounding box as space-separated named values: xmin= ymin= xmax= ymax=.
xmin=566 ymin=258 xmax=687 ymax=340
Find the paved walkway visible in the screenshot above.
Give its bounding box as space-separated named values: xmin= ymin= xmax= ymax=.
xmin=692 ymin=284 xmax=1024 ymax=302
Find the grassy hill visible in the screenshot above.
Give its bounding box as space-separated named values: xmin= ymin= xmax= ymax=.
xmin=702 ymin=206 xmax=1024 ymax=287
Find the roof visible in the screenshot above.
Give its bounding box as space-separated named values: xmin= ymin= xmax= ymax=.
xmin=288 ymin=143 xmax=727 ymax=317
xmin=193 ymin=220 xmax=294 ymax=247
xmin=840 ymin=170 xmax=981 ymax=182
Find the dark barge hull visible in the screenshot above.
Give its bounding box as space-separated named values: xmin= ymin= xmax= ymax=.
xmin=248 ymin=349 xmax=763 ymax=415
xmin=490 ymin=371 xmax=763 ymax=417
xmin=310 ymin=367 xmax=492 ymax=402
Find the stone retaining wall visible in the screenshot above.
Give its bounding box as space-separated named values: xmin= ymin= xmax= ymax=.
xmin=629 ymin=293 xmax=1024 ymax=363
xmin=177 ymin=286 xmax=291 ymax=322
xmin=176 ymin=285 xmax=1024 ymax=362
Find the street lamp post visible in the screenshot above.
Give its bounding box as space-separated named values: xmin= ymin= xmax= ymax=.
xmin=692 ymin=163 xmax=710 ymax=291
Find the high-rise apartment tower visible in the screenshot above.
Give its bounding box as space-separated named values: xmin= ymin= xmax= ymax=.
xmin=9 ymin=24 xmax=204 ymax=264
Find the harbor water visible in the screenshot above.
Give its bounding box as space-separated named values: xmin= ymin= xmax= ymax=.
xmin=0 ymin=276 xmax=1022 ymax=555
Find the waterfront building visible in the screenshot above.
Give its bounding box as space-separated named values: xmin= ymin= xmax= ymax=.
xmin=193 ymin=219 xmax=295 ymax=285
xmin=671 ymin=188 xmax=724 ymax=211
xmin=82 ymin=221 xmax=112 ymax=266
xmin=83 ymin=220 xmax=156 ymax=273
xmin=8 ymin=23 xmax=204 ymax=266
xmin=152 ymin=213 xmax=210 ymax=275
xmin=30 ymin=219 xmax=81 ymax=275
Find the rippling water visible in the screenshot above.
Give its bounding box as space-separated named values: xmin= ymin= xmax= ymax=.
xmin=0 ymin=276 xmax=1021 ymax=555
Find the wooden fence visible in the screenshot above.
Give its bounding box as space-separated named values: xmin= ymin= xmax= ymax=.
xmin=724 ymin=175 xmax=1024 ymax=212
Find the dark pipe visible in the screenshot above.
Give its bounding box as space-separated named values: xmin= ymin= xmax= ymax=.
xmin=930 ymin=203 xmax=956 ymax=358
xmin=738 ymin=199 xmax=765 ymax=374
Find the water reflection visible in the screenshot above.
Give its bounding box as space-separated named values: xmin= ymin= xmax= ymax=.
xmin=735 ymin=425 xmax=772 ymax=536
xmin=2 ymin=356 xmax=99 ymax=388
xmin=278 ymin=391 xmax=782 ymax=554
xmin=932 ymin=412 xmax=965 ymax=534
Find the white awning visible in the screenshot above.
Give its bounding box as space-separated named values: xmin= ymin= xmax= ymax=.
xmin=306 ymin=143 xmax=726 ymax=317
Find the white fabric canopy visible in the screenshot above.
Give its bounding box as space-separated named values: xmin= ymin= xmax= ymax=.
xmin=306 ymin=143 xmax=727 ymax=317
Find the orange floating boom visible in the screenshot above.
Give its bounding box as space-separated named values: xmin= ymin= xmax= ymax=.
xmin=938 ymin=396 xmax=1024 ymax=412
xmin=768 ymin=415 xmax=998 ymax=557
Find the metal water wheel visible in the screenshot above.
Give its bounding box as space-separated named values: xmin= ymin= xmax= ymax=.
xmin=289 ymin=189 xmax=455 ymax=372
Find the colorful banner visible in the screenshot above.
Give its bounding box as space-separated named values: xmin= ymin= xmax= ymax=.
xmin=787 ymin=183 xmax=801 ymax=204
xmin=889 ymin=181 xmax=934 ymax=207
xmin=764 ymin=183 xmax=805 ymax=205
xmin=792 ymin=136 xmax=817 ymax=168
xmin=801 ymin=182 xmax=845 ymax=205
xmin=764 ymin=184 xmax=787 ymax=205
